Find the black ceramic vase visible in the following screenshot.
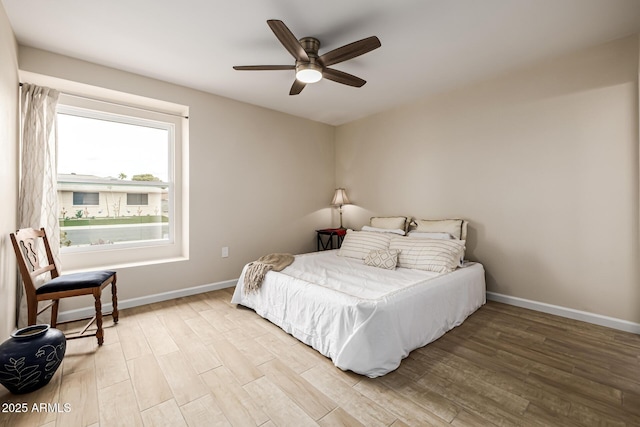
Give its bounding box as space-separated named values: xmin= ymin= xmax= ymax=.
xmin=0 ymin=324 xmax=66 ymax=394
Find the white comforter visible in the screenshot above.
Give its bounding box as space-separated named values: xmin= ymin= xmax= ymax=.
xmin=231 ymin=250 xmax=485 ymax=377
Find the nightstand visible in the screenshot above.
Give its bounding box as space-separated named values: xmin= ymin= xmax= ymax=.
xmin=316 ymin=228 xmax=347 ymax=251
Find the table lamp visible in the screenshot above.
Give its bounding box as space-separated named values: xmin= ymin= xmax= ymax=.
xmin=331 ymin=188 xmax=350 ymax=229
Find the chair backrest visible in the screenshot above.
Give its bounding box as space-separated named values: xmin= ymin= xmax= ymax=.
xmin=10 ymin=228 xmax=60 ymax=300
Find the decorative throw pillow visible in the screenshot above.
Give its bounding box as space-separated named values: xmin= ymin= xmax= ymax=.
xmin=364 ymin=249 xmax=400 ymax=270
xmin=338 ymin=230 xmax=393 ymax=260
xmin=370 ymin=216 xmax=409 ymax=232
xmin=390 ymin=237 xmax=466 ymax=273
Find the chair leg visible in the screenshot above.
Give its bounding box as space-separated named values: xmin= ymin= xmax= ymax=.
xmin=27 ymin=299 xmax=38 ymax=325
xmin=111 ymin=276 xmax=118 ymax=324
xmin=93 ymin=290 xmax=104 ymax=346
xmin=51 ymin=300 xmax=59 ymax=328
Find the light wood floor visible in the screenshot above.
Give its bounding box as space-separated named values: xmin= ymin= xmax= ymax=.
xmin=1 ymin=288 xmax=639 ymax=427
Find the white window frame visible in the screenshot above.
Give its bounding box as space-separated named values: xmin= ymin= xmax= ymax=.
xmin=54 ymin=91 xmax=188 ymax=271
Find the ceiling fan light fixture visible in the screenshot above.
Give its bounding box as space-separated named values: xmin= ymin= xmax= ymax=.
xmin=296 ymin=63 xmax=322 ymax=83
xmin=233 ymin=20 xmax=380 ymax=95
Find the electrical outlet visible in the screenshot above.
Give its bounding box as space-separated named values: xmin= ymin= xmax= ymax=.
xmin=221 ymin=246 xmax=229 ymax=258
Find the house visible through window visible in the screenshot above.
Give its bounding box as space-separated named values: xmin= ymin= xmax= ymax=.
xmin=57 ymin=101 xmax=174 ymax=249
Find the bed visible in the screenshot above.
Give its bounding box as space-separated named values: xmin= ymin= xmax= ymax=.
xmin=231 ymin=223 xmax=486 ymax=377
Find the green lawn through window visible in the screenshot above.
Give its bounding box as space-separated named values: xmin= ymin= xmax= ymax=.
xmin=60 ymin=215 xmax=168 ymax=227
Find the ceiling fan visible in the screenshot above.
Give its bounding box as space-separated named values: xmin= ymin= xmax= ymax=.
xmin=233 ymin=19 xmax=381 ymax=95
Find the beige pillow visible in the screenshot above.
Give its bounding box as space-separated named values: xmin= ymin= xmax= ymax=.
xmin=338 ymin=230 xmax=393 ymax=260
xmin=370 ymin=216 xmax=409 ymax=232
xmin=364 ymin=249 xmax=400 ymax=270
xmin=361 ymin=225 xmax=405 ymax=235
xmin=407 ymin=231 xmax=453 ymax=240
xmin=412 ymin=219 xmax=465 ymax=240
xmin=390 ymin=237 xmax=465 ymax=273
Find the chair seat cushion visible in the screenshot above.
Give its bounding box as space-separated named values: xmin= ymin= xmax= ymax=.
xmin=36 ymin=270 xmax=116 ymax=295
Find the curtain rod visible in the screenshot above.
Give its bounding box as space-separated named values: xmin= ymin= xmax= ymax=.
xmin=19 ymin=82 xmax=189 ymax=119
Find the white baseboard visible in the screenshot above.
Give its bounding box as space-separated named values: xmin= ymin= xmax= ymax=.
xmin=486 ymin=291 xmax=640 ymax=334
xmin=57 ymin=279 xmax=238 ymax=323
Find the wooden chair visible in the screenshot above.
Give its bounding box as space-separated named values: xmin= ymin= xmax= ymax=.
xmin=10 ymin=227 xmax=118 ymax=345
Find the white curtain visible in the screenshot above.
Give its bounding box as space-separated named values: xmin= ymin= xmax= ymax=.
xmin=17 ymin=83 xmax=60 ymax=327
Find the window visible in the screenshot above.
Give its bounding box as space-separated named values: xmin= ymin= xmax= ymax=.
xmin=127 ymin=193 xmax=149 ymax=206
xmin=73 ymin=192 xmax=99 ymax=205
xmin=54 ymin=90 xmax=187 ymax=269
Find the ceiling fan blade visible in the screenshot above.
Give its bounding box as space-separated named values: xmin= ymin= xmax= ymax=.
xmin=319 ymin=36 xmax=381 ymax=67
xmin=233 ymin=65 xmax=295 ymax=71
xmin=290 ymin=79 xmax=306 ymax=95
xmin=267 ymin=19 xmax=309 ymax=62
xmin=323 ymin=68 xmax=366 ymax=87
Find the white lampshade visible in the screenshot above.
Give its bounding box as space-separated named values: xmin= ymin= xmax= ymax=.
xmin=331 ymin=188 xmax=350 ymax=206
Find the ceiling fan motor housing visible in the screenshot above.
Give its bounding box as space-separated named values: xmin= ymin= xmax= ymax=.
xmin=296 ymin=37 xmax=323 ymax=82
xmin=299 ymin=37 xmax=320 ymax=56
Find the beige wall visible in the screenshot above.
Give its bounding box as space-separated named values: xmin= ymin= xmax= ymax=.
xmin=0 ymin=5 xmax=19 ymax=341
xmin=18 ymin=46 xmax=335 ymax=312
xmin=336 ymin=36 xmax=640 ymax=323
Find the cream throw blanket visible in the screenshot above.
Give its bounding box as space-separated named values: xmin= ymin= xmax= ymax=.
xmin=243 ymin=253 xmax=295 ymax=294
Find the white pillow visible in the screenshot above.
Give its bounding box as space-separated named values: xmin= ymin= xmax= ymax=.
xmin=361 ymin=225 xmax=406 ymax=235
xmin=412 ymin=219 xmax=464 ymax=240
xmin=407 ymin=231 xmax=464 ymax=265
xmin=363 ymin=249 xmax=400 ymax=270
xmin=338 ymin=230 xmax=392 ymax=260
xmin=370 ymin=216 xmax=408 ymax=231
xmin=389 ymin=237 xmax=465 ymax=273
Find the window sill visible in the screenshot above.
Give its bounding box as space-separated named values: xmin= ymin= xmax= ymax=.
xmin=62 ymin=255 xmax=189 ymax=275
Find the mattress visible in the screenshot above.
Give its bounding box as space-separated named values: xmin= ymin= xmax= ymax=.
xmin=231 ymin=250 xmax=486 ymax=377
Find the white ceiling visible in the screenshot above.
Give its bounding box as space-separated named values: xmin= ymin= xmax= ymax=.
xmin=3 ymin=0 xmax=640 ymax=125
